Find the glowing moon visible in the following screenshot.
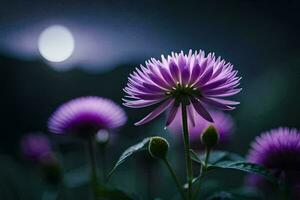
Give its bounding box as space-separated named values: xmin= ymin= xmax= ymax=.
xmin=38 ymin=25 xmax=75 ymax=62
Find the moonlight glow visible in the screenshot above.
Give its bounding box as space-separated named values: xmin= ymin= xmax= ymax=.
xmin=38 ymin=25 xmax=75 ymax=62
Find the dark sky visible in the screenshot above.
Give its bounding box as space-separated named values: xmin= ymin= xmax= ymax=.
xmin=1 ymin=0 xmax=299 ymax=71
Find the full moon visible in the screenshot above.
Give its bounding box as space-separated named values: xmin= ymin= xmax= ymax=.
xmin=38 ymin=25 xmax=75 ymax=62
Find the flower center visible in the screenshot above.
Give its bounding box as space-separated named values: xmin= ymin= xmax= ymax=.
xmin=166 ymin=82 xmax=202 ymax=106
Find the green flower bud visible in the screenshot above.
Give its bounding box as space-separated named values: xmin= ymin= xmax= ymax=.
xmin=201 ymin=125 xmax=219 ymax=149
xmin=148 ymin=136 xmax=169 ymax=159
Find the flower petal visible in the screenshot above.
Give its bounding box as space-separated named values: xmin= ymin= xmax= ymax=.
xmin=143 ymin=82 xmax=166 ymax=92
xmin=135 ymin=93 xmax=166 ymax=100
xmin=178 ymin=52 xmax=187 ymax=71
xmin=207 ymin=97 xmax=240 ymax=106
xmin=166 ymin=105 xmax=180 ymax=126
xmin=207 ymin=88 xmax=242 ymax=98
xmin=187 ymin=105 xmax=196 ymax=127
xmin=201 ymin=77 xmax=228 ymax=91
xmin=191 ymin=98 xmax=214 ymax=122
xmin=159 ymin=67 xmax=175 ymax=85
xmin=123 ymin=99 xmax=163 ymax=108
xmin=135 ymin=99 xmax=174 ymax=126
xmin=181 ymin=67 xmax=190 ymax=85
xmin=195 ymin=61 xmax=214 ymax=86
xmin=169 ymin=59 xmax=180 ymax=82
xmin=147 ymin=72 xmax=170 ymax=89
xmin=190 ymin=61 xmax=201 ymax=84
xmin=201 ymin=97 xmax=236 ymax=110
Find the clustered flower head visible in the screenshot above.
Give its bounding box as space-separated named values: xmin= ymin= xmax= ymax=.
xmin=48 ymin=96 xmax=127 ymax=137
xmin=168 ymin=110 xmax=234 ymax=145
xmin=247 ymin=127 xmax=300 ymax=186
xmin=21 ymin=134 xmax=53 ymax=163
xmin=123 ymin=50 xmax=241 ymax=126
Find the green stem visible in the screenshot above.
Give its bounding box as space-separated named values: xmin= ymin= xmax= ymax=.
xmin=192 ymin=167 xmax=203 ymax=200
xmin=99 ymin=144 xmax=107 ymax=182
xmin=163 ymin=158 xmax=185 ymax=200
xmin=87 ymin=136 xmax=98 ymax=200
xmin=204 ymin=147 xmax=210 ymax=169
xmin=193 ymin=147 xmax=211 ymax=200
xmin=181 ymin=104 xmax=193 ymax=200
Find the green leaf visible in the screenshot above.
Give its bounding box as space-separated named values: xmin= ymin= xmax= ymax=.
xmin=200 ymin=151 xmax=228 ymax=164
xmin=190 ymin=149 xmax=204 ymax=165
xmin=207 ymin=161 xmax=277 ymax=184
xmin=97 ymin=185 xmax=133 ymax=200
xmin=191 ymin=150 xmax=245 ymax=165
xmin=108 ymin=137 xmax=150 ymax=179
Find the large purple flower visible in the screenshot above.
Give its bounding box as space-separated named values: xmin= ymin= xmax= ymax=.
xmin=123 ymin=50 xmax=241 ymax=126
xmin=21 ymin=134 xmax=53 ymax=162
xmin=48 ymin=96 xmax=127 ymax=137
xmin=247 ymin=127 xmax=300 ymax=186
xmin=168 ymin=110 xmax=234 ymax=146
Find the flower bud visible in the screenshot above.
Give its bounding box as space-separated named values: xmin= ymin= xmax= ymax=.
xmin=148 ymin=136 xmax=169 ymax=159
xmin=201 ymin=125 xmax=219 ymax=149
xmin=96 ymin=129 xmax=110 ymax=145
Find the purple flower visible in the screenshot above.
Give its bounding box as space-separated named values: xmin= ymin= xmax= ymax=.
xmin=247 ymin=127 xmax=300 ymax=186
xmin=168 ymin=110 xmax=234 ymax=145
xmin=123 ymin=50 xmax=241 ymax=126
xmin=48 ymin=96 xmax=127 ymax=137
xmin=21 ymin=134 xmax=53 ymax=162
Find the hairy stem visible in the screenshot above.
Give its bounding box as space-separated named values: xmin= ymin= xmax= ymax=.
xmin=181 ymin=104 xmax=193 ymax=200
xmin=87 ymin=136 xmax=98 ymax=200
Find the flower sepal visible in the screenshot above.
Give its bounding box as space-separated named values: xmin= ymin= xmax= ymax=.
xmin=148 ymin=136 xmax=169 ymax=159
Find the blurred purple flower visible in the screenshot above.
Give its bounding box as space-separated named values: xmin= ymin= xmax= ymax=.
xmin=48 ymin=96 xmax=127 ymax=137
xmin=21 ymin=134 xmax=53 ymax=162
xmin=168 ymin=109 xmax=234 ymax=145
xmin=247 ymin=127 xmax=300 ymax=186
xmin=123 ymin=50 xmax=241 ymax=126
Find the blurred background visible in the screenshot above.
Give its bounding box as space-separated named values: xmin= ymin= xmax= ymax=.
xmin=0 ymin=0 xmax=299 ymax=199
